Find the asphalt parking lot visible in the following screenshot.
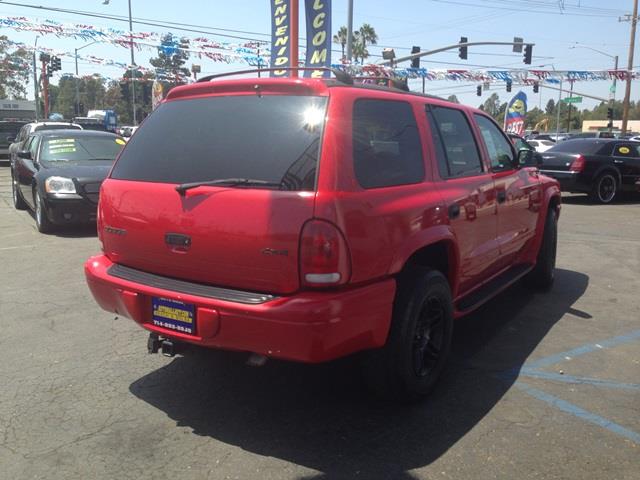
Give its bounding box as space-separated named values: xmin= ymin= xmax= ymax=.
xmin=0 ymin=163 xmax=638 ymax=480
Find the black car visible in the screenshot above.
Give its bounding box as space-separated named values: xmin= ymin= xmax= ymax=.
xmin=11 ymin=129 xmax=125 ymax=232
xmin=0 ymin=120 xmax=27 ymax=161
xmin=540 ymin=138 xmax=640 ymax=204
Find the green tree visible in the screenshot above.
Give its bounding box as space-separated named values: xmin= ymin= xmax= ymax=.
xmin=481 ymin=93 xmax=501 ymax=118
xmin=545 ymin=99 xmax=555 ymax=117
xmin=0 ymin=35 xmax=31 ymax=99
xmin=446 ymin=94 xmax=460 ymax=104
xmin=149 ymin=33 xmax=190 ymax=89
xmin=333 ymin=26 xmax=349 ymax=61
xmin=358 ymin=23 xmax=378 ymax=53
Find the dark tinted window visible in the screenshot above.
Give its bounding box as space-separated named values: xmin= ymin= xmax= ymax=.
xmin=40 ymin=135 xmax=124 ymax=163
xmin=614 ymin=143 xmax=640 ymax=157
xmin=547 ymin=139 xmax=610 ymax=154
xmin=429 ymin=106 xmax=483 ymax=178
xmin=475 ymin=114 xmax=515 ymax=171
xmin=112 ymin=95 xmax=326 ymax=191
xmin=352 ymin=99 xmax=424 ymax=189
xmin=0 ymin=122 xmax=24 ymax=147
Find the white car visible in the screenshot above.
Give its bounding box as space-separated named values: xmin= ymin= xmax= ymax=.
xmin=527 ymin=139 xmax=555 ymax=153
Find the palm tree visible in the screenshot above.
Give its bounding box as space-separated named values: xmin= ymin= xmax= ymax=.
xmin=333 ymin=26 xmax=348 ymax=61
xmin=352 ymin=33 xmax=368 ymax=64
xmin=358 ymin=23 xmax=378 ymax=53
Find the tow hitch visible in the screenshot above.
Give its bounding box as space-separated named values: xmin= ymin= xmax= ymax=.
xmin=147 ymin=333 xmax=180 ymax=357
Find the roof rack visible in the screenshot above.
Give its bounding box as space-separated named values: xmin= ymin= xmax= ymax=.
xmin=352 ymin=76 xmax=410 ymax=91
xmin=196 ymin=67 xmax=353 ymax=85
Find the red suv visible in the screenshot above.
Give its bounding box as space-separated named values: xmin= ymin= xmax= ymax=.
xmin=85 ymin=70 xmax=560 ymax=400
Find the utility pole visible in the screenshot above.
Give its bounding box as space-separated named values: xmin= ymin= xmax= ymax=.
xmin=566 ymin=80 xmax=574 ymax=133
xmin=610 ymin=55 xmax=619 ymax=132
xmin=346 ymin=0 xmax=354 ymax=62
xmin=555 ymin=78 xmax=563 ymax=140
xmin=128 ymin=0 xmax=137 ymax=125
xmin=41 ymin=58 xmax=49 ymax=119
xmin=32 ymin=37 xmax=39 ymax=122
xmin=621 ymin=0 xmax=638 ymax=135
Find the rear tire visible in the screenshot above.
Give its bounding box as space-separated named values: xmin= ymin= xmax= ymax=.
xmin=590 ymin=172 xmax=618 ymax=204
xmin=11 ymin=172 xmax=27 ymax=210
xmin=524 ymin=208 xmax=557 ymax=291
xmin=362 ymin=268 xmax=453 ymax=402
xmin=34 ymin=189 xmax=54 ymax=234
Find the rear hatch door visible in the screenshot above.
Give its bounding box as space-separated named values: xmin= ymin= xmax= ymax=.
xmin=103 ymin=92 xmax=327 ymax=294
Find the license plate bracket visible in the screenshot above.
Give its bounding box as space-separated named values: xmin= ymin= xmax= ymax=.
xmin=151 ymin=297 xmax=196 ymax=335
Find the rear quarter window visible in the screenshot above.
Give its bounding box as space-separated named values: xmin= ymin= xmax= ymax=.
xmin=352 ymin=99 xmax=424 ymax=189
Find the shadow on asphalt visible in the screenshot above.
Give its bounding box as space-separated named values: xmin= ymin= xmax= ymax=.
xmin=130 ymin=268 xmax=589 ymax=480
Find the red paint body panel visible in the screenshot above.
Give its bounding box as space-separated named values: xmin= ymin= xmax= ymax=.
xmin=99 ymin=179 xmax=315 ymax=294
xmin=85 ymin=76 xmax=561 ymax=363
xmin=85 ymin=254 xmax=395 ymax=362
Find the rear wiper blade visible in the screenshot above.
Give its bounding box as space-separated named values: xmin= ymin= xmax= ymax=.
xmin=175 ymin=178 xmax=282 ymax=195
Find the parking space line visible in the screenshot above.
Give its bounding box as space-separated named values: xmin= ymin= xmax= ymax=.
xmin=519 ymin=369 xmax=640 ymax=391
xmin=0 ymin=245 xmax=36 ymax=251
xmin=526 ymin=329 xmax=640 ymax=369
xmin=516 ymin=382 xmax=640 ymax=445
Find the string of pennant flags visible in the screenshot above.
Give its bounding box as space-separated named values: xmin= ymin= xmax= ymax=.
xmin=2 ymin=16 xmax=638 ymax=84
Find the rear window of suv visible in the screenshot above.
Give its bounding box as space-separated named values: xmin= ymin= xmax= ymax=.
xmin=111 ymin=95 xmax=327 ymax=191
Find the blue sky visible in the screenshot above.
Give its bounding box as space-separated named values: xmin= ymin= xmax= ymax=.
xmin=0 ymin=0 xmax=636 ymax=110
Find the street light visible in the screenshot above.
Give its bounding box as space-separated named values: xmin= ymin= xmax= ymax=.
xmin=75 ymin=40 xmax=99 ymax=117
xmin=570 ymin=44 xmax=619 ymax=132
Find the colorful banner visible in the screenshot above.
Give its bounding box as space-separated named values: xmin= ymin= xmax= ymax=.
xmin=270 ymin=0 xmax=292 ymax=77
xmin=152 ymin=80 xmax=164 ymax=109
xmin=304 ymin=0 xmax=331 ymax=78
xmin=504 ymin=91 xmax=528 ymax=136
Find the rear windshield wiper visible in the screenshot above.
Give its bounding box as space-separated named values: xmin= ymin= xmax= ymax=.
xmin=175 ymin=178 xmax=283 ymax=195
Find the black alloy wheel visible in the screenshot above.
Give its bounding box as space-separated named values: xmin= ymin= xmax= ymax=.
xmin=362 ymin=268 xmax=454 ymax=402
xmin=412 ymin=296 xmax=446 ymax=378
xmin=592 ymin=173 xmax=617 ymax=204
xmin=12 ymin=172 xmax=27 ymax=210
xmin=34 ymin=189 xmax=54 ymax=233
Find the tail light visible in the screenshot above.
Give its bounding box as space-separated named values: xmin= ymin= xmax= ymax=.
xmin=570 ymin=155 xmax=585 ymax=173
xmin=300 ymin=220 xmax=351 ymax=287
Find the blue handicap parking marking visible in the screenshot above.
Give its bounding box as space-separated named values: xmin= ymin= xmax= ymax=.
xmin=501 ymin=329 xmax=640 ymax=444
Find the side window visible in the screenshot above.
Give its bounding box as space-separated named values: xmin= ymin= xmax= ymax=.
xmin=474 ymin=114 xmax=516 ymax=171
xmin=353 ymin=99 xmax=424 ymax=189
xmin=28 ymin=137 xmax=39 ymax=159
xmin=614 ymin=144 xmax=640 ymax=158
xmin=428 ymin=106 xmax=483 ymax=178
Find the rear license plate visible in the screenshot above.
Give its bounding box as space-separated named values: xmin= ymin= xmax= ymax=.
xmin=151 ymin=297 xmax=196 ymax=335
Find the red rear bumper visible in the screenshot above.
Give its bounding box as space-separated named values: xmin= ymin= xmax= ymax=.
xmin=85 ymin=255 xmax=395 ymax=363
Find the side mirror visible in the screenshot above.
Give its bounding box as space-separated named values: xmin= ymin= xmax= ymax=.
xmin=517 ymin=149 xmax=541 ymax=167
xmin=17 ymin=150 xmax=32 ymax=160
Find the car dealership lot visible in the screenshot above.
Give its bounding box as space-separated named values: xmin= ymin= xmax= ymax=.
xmin=0 ymin=164 xmax=638 ymax=480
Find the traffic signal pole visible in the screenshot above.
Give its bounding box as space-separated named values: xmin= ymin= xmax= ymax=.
xmin=41 ymin=59 xmax=49 ymax=119
xmin=379 ymin=41 xmax=534 ymax=66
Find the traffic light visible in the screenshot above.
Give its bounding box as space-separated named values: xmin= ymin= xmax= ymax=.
xmin=506 ymin=80 xmax=512 ymax=92
xmin=607 ymin=108 xmax=614 ymax=120
xmin=39 ymin=53 xmax=50 ymax=63
xmin=459 ymin=37 xmax=468 ymax=60
xmin=45 ymin=65 xmax=53 ymax=78
xmin=476 ymin=85 xmax=482 ymax=96
xmin=523 ymin=44 xmax=532 ymax=64
xmin=533 ymin=82 xmax=539 ymax=93
xmin=411 ymin=46 xmax=420 ymax=69
xmin=51 ymin=56 xmax=61 ymax=72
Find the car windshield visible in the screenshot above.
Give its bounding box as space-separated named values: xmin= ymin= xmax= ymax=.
xmin=40 ymin=136 xmax=125 ymax=163
xmin=110 ymin=95 xmax=327 ymax=191
xmin=546 ymin=139 xmax=608 ymax=154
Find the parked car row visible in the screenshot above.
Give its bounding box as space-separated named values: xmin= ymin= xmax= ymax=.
xmin=10 ymin=127 xmax=125 ymax=232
